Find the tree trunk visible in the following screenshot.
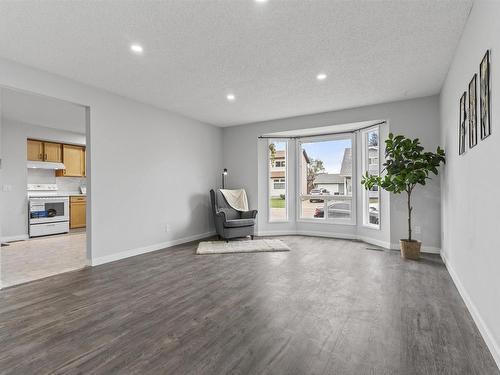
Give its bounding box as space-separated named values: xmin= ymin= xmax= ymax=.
xmin=407 ymin=190 xmax=413 ymax=241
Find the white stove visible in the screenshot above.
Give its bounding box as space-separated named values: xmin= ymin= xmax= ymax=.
xmin=28 ymin=184 xmax=69 ymax=237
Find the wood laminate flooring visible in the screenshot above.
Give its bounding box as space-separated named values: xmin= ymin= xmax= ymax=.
xmin=0 ymin=236 xmax=498 ymax=375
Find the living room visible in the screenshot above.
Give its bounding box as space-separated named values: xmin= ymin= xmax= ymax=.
xmin=0 ymin=1 xmax=498 ymax=374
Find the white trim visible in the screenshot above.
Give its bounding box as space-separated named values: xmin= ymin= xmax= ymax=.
xmin=296 ymin=219 xmax=357 ymax=226
xmin=257 ymin=230 xmax=441 ymax=254
xmin=295 ymin=230 xmax=357 ymax=240
xmin=257 ymin=230 xmax=298 ymax=237
xmin=441 ymin=252 xmax=500 ymax=370
xmin=91 ymin=231 xmax=215 ymax=266
xmin=357 ymin=235 xmax=391 ymax=249
xmin=259 ymin=230 xmax=376 ymax=244
xmin=0 ymin=234 xmax=29 ymax=243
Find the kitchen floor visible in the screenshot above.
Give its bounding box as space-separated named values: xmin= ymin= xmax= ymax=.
xmin=1 ymin=230 xmax=87 ymax=288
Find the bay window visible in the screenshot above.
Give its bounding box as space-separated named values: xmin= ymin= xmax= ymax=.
xmin=362 ymin=126 xmax=380 ymax=228
xmin=268 ymin=140 xmax=288 ymax=222
xmin=298 ymin=135 xmax=355 ymax=224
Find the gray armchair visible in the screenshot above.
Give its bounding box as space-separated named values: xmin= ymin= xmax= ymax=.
xmin=210 ymin=189 xmax=258 ymax=241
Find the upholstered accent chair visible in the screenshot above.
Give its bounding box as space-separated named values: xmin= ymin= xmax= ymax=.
xmin=210 ymin=189 xmax=258 ymax=241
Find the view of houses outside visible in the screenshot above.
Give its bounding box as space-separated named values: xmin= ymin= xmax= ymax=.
xmin=299 ymin=138 xmax=353 ymax=219
xmin=268 ymin=130 xmax=379 ymax=223
xmin=269 ymin=141 xmax=287 ymax=221
xmin=365 ymin=129 xmax=380 ymax=225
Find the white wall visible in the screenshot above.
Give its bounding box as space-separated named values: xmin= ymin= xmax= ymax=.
xmin=223 ymin=95 xmax=442 ymax=250
xmin=440 ymin=0 xmax=500 ymax=367
xmin=0 ymin=89 xmax=3 ymax=242
xmin=0 ymin=119 xmax=86 ymax=240
xmin=0 ymin=58 xmax=222 ymax=264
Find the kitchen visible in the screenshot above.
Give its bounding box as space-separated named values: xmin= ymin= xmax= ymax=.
xmin=0 ymin=87 xmax=88 ymax=288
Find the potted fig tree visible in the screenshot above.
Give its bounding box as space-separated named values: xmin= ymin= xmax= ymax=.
xmin=361 ymin=133 xmax=445 ymax=260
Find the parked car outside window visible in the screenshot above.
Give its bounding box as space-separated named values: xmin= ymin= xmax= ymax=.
xmin=309 ymin=188 xmax=330 ymax=203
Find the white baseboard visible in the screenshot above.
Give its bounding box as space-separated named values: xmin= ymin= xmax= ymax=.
xmin=295 ymin=230 xmax=358 ymax=240
xmin=358 ymin=236 xmax=391 ymax=249
xmin=0 ymin=234 xmax=29 ymax=243
xmin=257 ymin=230 xmax=440 ymax=253
xmin=91 ymin=231 xmax=215 ymax=266
xmin=441 ymin=252 xmax=500 ymax=370
xmin=257 ymin=230 xmax=297 ymax=237
xmin=258 ymin=229 xmax=357 ymax=241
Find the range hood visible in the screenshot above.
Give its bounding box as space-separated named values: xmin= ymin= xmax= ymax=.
xmin=27 ymin=161 xmax=66 ymax=170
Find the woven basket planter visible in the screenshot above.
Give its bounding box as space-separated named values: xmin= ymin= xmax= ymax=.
xmin=400 ymin=240 xmax=421 ymax=260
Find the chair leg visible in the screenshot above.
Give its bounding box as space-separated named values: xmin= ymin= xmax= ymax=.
xmin=217 ymin=234 xmax=221 ymax=240
xmin=251 ymin=235 xmax=254 ymax=240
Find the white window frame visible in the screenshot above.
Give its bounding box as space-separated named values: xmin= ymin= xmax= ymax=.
xmin=268 ymin=139 xmax=289 ymax=223
xmin=361 ymin=125 xmax=381 ymax=229
xmin=296 ymin=133 xmax=356 ymax=225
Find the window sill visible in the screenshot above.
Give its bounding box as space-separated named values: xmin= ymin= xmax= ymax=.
xmin=296 ymin=219 xmax=357 ymax=226
xmin=362 ymin=224 xmax=381 ymax=230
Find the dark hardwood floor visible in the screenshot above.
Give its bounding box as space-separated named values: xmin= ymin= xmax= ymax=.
xmin=0 ymin=236 xmax=498 ymax=375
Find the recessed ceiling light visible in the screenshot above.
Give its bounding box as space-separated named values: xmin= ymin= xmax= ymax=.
xmin=130 ymin=44 xmax=144 ymax=54
xmin=316 ymin=73 xmax=327 ymax=81
xmin=226 ymin=94 xmax=236 ymax=102
xmin=255 ymin=0 xmax=268 ymax=3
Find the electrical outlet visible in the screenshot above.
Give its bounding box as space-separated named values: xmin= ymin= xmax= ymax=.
xmin=165 ymin=224 xmax=171 ymax=233
xmin=414 ymin=226 xmax=421 ymax=234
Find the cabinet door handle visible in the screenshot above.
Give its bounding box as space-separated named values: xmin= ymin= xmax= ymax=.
xmin=39 ymin=153 xmax=43 ymax=160
xmin=44 ymin=153 xmax=47 ymax=160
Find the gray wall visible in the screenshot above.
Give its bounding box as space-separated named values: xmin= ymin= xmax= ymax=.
xmin=0 ymin=90 xmax=3 ymax=241
xmin=440 ymin=0 xmax=500 ymax=366
xmin=223 ymin=95 xmax=442 ymax=249
xmin=0 ymin=58 xmax=223 ymax=264
xmin=0 ymin=119 xmax=85 ymax=240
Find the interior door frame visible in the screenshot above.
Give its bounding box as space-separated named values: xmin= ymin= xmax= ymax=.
xmin=0 ymin=84 xmax=92 ymax=288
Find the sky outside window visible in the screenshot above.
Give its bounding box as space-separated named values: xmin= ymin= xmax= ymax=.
xmin=301 ymin=139 xmax=351 ymax=173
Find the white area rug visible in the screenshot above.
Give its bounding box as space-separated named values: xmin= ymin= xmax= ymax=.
xmin=197 ymin=239 xmax=290 ymax=255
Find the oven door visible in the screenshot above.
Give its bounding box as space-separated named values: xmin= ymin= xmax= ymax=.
xmin=29 ymin=197 xmax=70 ymax=224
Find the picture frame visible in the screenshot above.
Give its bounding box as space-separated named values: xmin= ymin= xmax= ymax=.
xmin=480 ymin=50 xmax=491 ymax=140
xmin=468 ymin=74 xmax=478 ymax=148
xmin=459 ymin=91 xmax=467 ymax=155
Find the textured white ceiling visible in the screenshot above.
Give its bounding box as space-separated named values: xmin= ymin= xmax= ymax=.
xmin=1 ymin=88 xmax=86 ymax=133
xmin=0 ymin=0 xmax=472 ymax=127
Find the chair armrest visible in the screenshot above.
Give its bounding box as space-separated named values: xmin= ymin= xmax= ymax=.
xmin=215 ymin=210 xmax=227 ymax=222
xmin=241 ymin=210 xmax=258 ymax=219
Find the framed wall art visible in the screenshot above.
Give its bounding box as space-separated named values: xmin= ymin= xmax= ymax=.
xmin=468 ymin=74 xmax=478 ymax=148
xmin=459 ymin=91 xmax=467 ymax=155
xmin=480 ymin=50 xmax=491 ymax=140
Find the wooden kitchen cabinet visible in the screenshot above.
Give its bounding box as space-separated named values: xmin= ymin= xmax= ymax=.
xmin=43 ymin=142 xmax=63 ymax=162
xmin=57 ymin=144 xmax=86 ymax=177
xmin=27 ymin=139 xmax=85 ymax=176
xmin=70 ymin=196 xmax=86 ymax=229
xmin=27 ymin=139 xmax=44 ymax=161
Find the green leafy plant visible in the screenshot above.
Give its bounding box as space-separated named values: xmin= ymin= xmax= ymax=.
xmin=361 ymin=133 xmax=445 ymax=242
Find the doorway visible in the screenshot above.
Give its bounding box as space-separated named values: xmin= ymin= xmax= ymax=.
xmin=0 ymin=86 xmax=91 ymax=288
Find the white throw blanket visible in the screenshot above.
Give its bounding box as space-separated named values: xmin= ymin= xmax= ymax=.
xmin=220 ymin=189 xmax=249 ymax=212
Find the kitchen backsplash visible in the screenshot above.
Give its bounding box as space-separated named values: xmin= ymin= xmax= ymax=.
xmin=27 ymin=169 xmax=86 ymax=192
